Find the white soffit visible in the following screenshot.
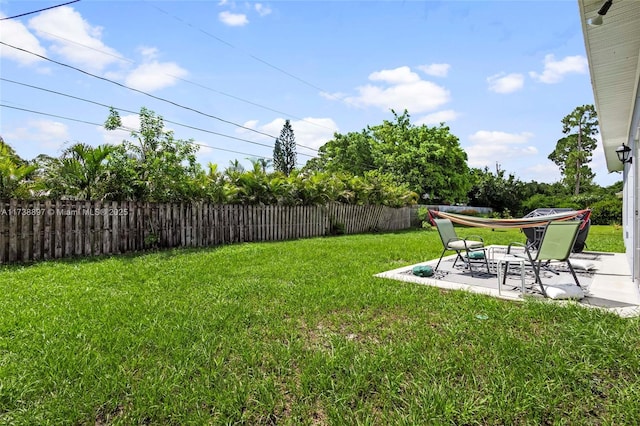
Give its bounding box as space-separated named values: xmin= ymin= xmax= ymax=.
xmin=579 ymin=0 xmax=640 ymax=172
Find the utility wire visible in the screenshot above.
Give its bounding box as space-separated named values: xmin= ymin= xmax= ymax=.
xmin=150 ymin=3 xmax=328 ymax=94
xmin=0 ymin=77 xmax=310 ymax=155
xmin=29 ymin=29 xmax=333 ymax=134
xmin=32 ymin=29 xmax=135 ymax=64
xmin=0 ymin=0 xmax=80 ymax=20
xmin=0 ymin=103 xmax=261 ymax=159
xmin=0 ymin=103 xmax=137 ymax=132
xmin=0 ymin=103 xmax=313 ymax=159
xmin=0 ymin=42 xmax=321 ymax=152
xmin=1 ymin=42 xmax=275 ymax=139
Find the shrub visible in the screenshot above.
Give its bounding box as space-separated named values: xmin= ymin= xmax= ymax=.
xmin=415 ymin=206 xmax=437 ymax=230
xmin=590 ymin=197 xmax=622 ymax=225
xmin=459 ymin=209 xmax=481 ymax=216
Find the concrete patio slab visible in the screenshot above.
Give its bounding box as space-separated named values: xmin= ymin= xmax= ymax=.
xmin=375 ymin=245 xmax=640 ymax=318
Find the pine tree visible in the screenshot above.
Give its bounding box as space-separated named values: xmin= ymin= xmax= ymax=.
xmin=273 ymin=137 xmax=284 ymax=174
xmin=548 ymin=105 xmax=598 ymax=195
xmin=273 ymin=120 xmax=296 ymax=176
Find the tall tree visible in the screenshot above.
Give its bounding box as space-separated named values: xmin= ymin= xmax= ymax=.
xmin=313 ymin=110 xmax=470 ymax=204
xmin=273 ymin=120 xmax=297 ymax=176
xmin=467 ymin=167 xmax=524 ymax=216
xmin=303 ymin=130 xmax=377 ymax=176
xmin=104 ymin=107 xmax=202 ymax=201
xmin=548 ymin=104 xmax=599 ymax=195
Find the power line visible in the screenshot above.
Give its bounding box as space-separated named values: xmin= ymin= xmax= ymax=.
xmin=0 ymin=103 xmax=260 ymax=159
xmin=0 ymin=42 xmax=321 ymax=152
xmin=173 ymin=75 xmax=330 ymax=134
xmin=1 ymin=103 xmax=111 ymax=128
xmin=0 ymin=0 xmax=80 ymax=20
xmin=32 ymin=29 xmax=135 ymax=65
xmin=0 ymin=103 xmax=314 ymax=160
xmin=0 ymin=42 xmax=275 ymax=139
xmin=29 ymin=28 xmax=334 ymax=134
xmin=150 ymin=3 xmax=328 ymax=94
xmin=0 ymin=77 xmax=315 ymax=157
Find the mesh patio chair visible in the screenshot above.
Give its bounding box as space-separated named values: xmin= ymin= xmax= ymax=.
xmin=500 ymin=221 xmax=582 ymax=297
xmin=433 ymin=218 xmax=490 ymax=276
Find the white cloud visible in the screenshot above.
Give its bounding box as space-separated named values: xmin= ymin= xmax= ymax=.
xmin=369 ymin=66 xmax=421 ymax=84
xmin=344 ymin=66 xmax=450 ymax=113
xmin=415 ymin=110 xmax=459 ymax=126
xmin=469 ymin=130 xmax=534 ymax=144
xmin=124 ymin=60 xmax=188 ymax=92
xmin=196 ymin=142 xmax=215 ymax=156
xmin=319 ymin=91 xmax=346 ymax=101
xmin=242 ymin=119 xmax=261 ymax=129
xmin=121 ymin=46 xmax=188 ymax=91
xmin=417 ymin=63 xmax=450 ymax=77
xmin=138 ymin=46 xmax=159 ymax=60
xmin=255 ymin=3 xmax=272 ymax=17
xmin=99 ymin=114 xmax=140 ymax=145
xmin=28 ymin=6 xmax=124 ymax=72
xmin=287 ymin=118 xmax=339 ymax=153
xmin=524 ymin=162 xmax=562 ymax=183
xmin=529 ymin=54 xmax=588 ymax=84
xmin=0 ymin=14 xmax=47 ymax=66
xmin=238 ymin=117 xmax=338 ymax=156
xmin=5 ymin=120 xmax=70 ymax=152
xmin=219 ymin=11 xmax=249 ymax=26
xmin=465 ymin=130 xmax=536 ymax=168
xmin=487 ymin=72 xmax=524 ymax=94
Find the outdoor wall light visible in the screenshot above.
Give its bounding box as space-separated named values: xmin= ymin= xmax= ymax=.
xmin=588 ymin=0 xmax=613 ymax=26
xmin=616 ymin=143 xmax=632 ymax=164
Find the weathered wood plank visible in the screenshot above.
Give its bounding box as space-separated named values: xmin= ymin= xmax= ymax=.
xmin=8 ymin=199 xmax=18 ymax=262
xmin=52 ymin=200 xmax=62 ymax=258
xmin=19 ymin=201 xmax=29 ymax=261
xmin=0 ymin=200 xmax=5 ymax=261
xmin=0 ymin=199 xmax=412 ymax=264
xmin=0 ymin=200 xmax=7 ymax=263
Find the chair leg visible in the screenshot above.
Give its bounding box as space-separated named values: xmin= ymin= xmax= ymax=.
xmin=435 ymin=248 xmax=447 ymax=271
xmin=501 ymin=261 xmax=510 ymax=286
xmin=482 ymin=251 xmax=490 ymax=274
xmin=566 ymin=261 xmax=582 ymax=288
xmin=452 ymin=251 xmax=464 ymax=268
xmin=532 ymin=261 xmax=548 ymax=297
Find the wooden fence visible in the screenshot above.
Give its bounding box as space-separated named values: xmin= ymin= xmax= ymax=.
xmin=0 ymin=200 xmax=411 ymax=264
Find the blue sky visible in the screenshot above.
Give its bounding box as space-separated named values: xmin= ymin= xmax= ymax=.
xmin=0 ymin=0 xmax=621 ymax=186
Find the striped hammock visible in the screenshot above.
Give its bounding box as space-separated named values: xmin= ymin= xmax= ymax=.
xmin=429 ymin=209 xmax=591 ymax=229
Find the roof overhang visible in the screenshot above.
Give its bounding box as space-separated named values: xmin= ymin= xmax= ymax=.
xmin=579 ymin=0 xmax=640 ymax=172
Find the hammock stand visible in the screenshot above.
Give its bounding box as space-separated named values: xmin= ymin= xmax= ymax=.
xmin=428 ymin=208 xmax=592 ymax=253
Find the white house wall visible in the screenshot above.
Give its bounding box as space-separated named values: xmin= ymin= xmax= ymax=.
xmin=579 ymin=0 xmax=640 ymax=283
xmin=632 ymin=89 xmax=640 ymax=282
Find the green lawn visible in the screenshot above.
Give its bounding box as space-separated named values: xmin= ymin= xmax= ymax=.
xmin=1 ymin=226 xmax=638 ymax=424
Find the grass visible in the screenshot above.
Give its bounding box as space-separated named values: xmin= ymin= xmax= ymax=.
xmin=1 ymin=225 xmax=638 ymax=424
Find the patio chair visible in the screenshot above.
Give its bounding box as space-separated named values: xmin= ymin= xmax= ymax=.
xmin=433 ymin=218 xmax=489 ymax=276
xmin=501 ymin=221 xmax=582 ymax=297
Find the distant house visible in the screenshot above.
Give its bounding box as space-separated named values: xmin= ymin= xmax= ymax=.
xmin=579 ymin=0 xmax=640 ymax=283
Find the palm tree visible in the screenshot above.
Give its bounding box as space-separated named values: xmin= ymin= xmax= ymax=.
xmin=52 ymin=143 xmax=115 ymax=200
xmin=248 ymin=157 xmax=272 ymax=174
xmin=0 ymin=142 xmax=37 ymax=198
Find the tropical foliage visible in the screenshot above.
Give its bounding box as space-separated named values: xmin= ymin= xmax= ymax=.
xmin=103 ymin=107 xmax=202 ymax=202
xmin=467 ymin=167 xmax=524 ymax=217
xmin=304 ymin=110 xmax=470 ymax=204
xmin=0 ymin=138 xmax=37 ymax=199
xmin=0 ymin=106 xmax=624 ymax=221
xmin=40 ymin=143 xmax=115 ymax=200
